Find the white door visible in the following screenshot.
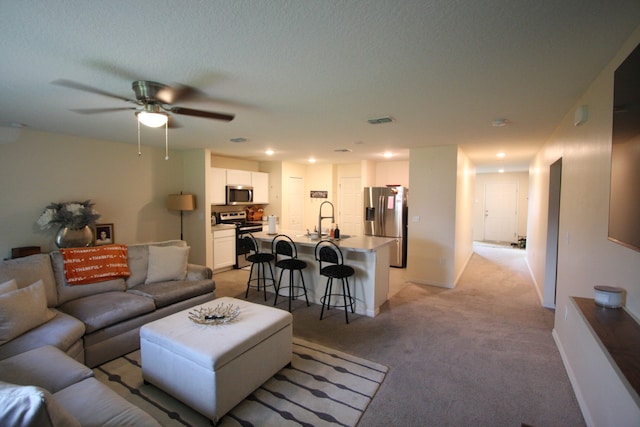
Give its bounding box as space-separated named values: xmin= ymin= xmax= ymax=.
xmin=339 ymin=177 xmax=362 ymax=236
xmin=287 ymin=176 xmax=304 ymax=230
xmin=483 ymin=182 xmax=518 ymax=242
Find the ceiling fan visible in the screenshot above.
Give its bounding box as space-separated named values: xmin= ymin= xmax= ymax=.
xmin=52 ymin=79 xmax=235 ymax=128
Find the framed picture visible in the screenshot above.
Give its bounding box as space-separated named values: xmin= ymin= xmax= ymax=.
xmin=94 ymin=223 xmax=114 ymax=246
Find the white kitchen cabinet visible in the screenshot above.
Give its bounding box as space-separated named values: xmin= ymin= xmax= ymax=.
xmin=211 ymin=167 xmax=227 ymax=205
xmin=251 ymin=171 xmax=269 ymax=204
xmin=212 ymin=228 xmax=236 ymax=270
xmin=226 ymin=169 xmax=252 ymax=186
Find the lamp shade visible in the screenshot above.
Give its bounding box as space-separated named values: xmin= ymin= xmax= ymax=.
xmin=167 ymin=194 xmax=196 ymax=211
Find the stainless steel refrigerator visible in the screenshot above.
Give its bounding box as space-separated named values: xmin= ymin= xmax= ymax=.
xmin=363 ymin=186 xmax=408 ymax=267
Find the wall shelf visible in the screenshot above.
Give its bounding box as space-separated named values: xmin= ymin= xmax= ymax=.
xmin=573 ymin=297 xmax=640 ymax=401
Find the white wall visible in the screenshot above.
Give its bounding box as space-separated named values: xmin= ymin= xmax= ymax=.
xmin=374 ymin=160 xmax=409 ymax=188
xmin=454 ymin=148 xmax=475 ymax=284
xmin=406 ymin=145 xmax=472 ymax=287
xmin=473 ymin=172 xmax=529 ymax=241
xmin=0 ymin=129 xmax=184 ymax=259
xmin=527 ymin=25 xmax=640 ymax=425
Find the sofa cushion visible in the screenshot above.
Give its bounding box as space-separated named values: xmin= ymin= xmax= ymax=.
xmin=60 ymin=245 xmax=130 ymax=285
xmin=0 ymin=280 xmax=56 ymax=345
xmin=126 ymin=240 xmax=187 ymax=287
xmin=145 ymin=245 xmax=190 ymax=284
xmin=0 ymin=279 xmax=17 ymax=294
xmin=0 ymin=381 xmax=80 ymax=427
xmin=50 ymin=251 xmax=126 ymax=305
xmin=53 ymin=377 xmax=161 ymax=427
xmin=0 ymin=254 xmax=58 ymax=307
xmin=129 ymin=279 xmax=215 ymax=308
xmin=58 ymin=291 xmax=156 ymax=333
xmin=0 ymin=346 xmax=93 ymax=393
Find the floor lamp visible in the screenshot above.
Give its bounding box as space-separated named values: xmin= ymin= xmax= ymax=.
xmin=167 ymin=193 xmax=196 ymax=240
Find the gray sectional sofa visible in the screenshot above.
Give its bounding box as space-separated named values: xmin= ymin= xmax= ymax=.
xmin=0 ymin=345 xmax=161 ymax=426
xmin=0 ymin=240 xmax=215 ymax=426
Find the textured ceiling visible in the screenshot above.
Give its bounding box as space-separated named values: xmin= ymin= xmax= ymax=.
xmin=1 ymin=1 xmax=639 ymax=171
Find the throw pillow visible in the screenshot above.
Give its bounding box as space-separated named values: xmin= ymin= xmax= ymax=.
xmin=60 ymin=244 xmax=131 ymax=285
xmin=0 ymin=279 xmax=17 ymax=294
xmin=0 ymin=381 xmax=81 ymax=427
xmin=0 ymin=280 xmax=56 ymax=345
xmin=145 ymin=245 xmax=190 ymax=284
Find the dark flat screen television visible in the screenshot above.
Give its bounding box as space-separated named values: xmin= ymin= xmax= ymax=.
xmin=608 ymin=41 xmax=640 ymax=252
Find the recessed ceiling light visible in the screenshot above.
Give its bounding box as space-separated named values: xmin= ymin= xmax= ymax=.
xmin=265 ymin=149 xmax=274 ymax=155
xmin=367 ymin=116 xmax=394 ymax=125
xmin=308 ymin=157 xmax=316 ymax=164
xmin=498 ymin=168 xmax=505 ymax=173
xmin=230 ymin=137 xmax=247 ymax=143
xmin=497 ymin=152 xmax=505 ymax=158
xmin=383 ymin=152 xmax=393 ymax=158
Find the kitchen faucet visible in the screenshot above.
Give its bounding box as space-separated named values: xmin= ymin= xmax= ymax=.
xmin=318 ymin=201 xmax=335 ymax=238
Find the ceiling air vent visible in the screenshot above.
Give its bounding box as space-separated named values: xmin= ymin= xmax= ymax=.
xmin=367 ymin=116 xmax=393 ymax=125
xmin=334 ymin=148 xmax=352 ymax=153
xmin=229 ymin=137 xmax=247 ymax=143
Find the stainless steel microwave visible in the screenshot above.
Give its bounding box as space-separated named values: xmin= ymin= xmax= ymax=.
xmin=226 ymin=185 xmax=253 ymax=205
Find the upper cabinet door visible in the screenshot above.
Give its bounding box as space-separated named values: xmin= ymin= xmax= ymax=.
xmin=251 ymin=172 xmax=269 ymax=204
xmin=226 ymin=169 xmax=252 ymax=186
xmin=211 ymin=168 xmax=227 ymax=205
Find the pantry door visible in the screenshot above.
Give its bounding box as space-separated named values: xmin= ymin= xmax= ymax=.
xmin=339 ymin=176 xmax=362 ymax=236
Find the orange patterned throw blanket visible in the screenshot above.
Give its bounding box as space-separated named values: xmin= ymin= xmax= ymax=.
xmin=61 ymin=244 xmax=131 ymax=285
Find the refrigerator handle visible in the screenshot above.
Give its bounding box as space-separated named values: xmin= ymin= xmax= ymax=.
xmin=378 ymin=195 xmax=384 ymax=234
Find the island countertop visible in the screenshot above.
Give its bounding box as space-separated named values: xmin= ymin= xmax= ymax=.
xmin=250 ymin=230 xmax=396 ymax=253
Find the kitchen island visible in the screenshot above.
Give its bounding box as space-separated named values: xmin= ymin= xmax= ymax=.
xmin=250 ymin=231 xmax=396 ymax=318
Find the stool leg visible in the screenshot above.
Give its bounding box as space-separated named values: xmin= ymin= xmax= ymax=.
xmin=342 ymin=278 xmax=350 ymax=324
xmin=320 ymin=277 xmax=331 ymax=320
xmin=299 ymin=270 xmax=310 ymax=307
xmin=274 ymin=268 xmax=284 ymax=306
xmin=245 ymin=263 xmax=256 ymax=298
xmin=260 ymin=262 xmax=268 ymax=301
xmin=345 ymin=276 xmax=355 ymax=313
xmin=288 ymin=269 xmax=294 ymax=312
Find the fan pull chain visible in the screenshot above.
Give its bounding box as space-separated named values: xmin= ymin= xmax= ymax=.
xmin=164 ymin=121 xmax=169 ymax=160
xmin=137 ymin=119 xmax=142 ymax=156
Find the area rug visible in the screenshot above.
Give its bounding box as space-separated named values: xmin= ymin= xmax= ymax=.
xmin=94 ymin=338 xmax=388 ymax=426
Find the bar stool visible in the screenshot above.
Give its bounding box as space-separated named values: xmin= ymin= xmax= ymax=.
xmin=314 ymin=240 xmax=355 ymax=324
xmin=239 ymin=234 xmax=275 ymax=301
xmin=272 ymin=234 xmax=309 ymax=312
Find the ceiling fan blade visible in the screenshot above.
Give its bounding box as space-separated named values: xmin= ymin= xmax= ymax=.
xmin=167 ymin=115 xmax=182 ymax=128
xmin=168 ymin=106 xmax=235 ymax=122
xmin=156 ymin=84 xmax=203 ymax=104
xmin=70 ymin=107 xmax=137 ymax=114
xmin=52 ymin=79 xmax=136 ymax=103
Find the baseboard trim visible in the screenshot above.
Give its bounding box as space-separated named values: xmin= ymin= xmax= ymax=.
xmin=552 ymin=328 xmax=594 ymax=427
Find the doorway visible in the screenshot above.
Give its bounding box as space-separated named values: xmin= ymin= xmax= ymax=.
xmin=338 ymin=176 xmax=362 ymax=236
xmin=543 ymin=158 xmax=562 ymax=308
xmin=483 ymin=181 xmax=518 ymax=242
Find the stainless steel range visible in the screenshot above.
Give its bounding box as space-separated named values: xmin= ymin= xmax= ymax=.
xmin=218 ymin=211 xmax=264 ymax=268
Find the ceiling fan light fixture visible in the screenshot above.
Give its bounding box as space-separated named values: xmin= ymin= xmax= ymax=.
xmin=137 ymin=111 xmax=168 ymax=128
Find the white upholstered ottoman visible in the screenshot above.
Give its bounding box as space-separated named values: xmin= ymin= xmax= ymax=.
xmin=140 ymin=297 xmax=292 ymax=423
